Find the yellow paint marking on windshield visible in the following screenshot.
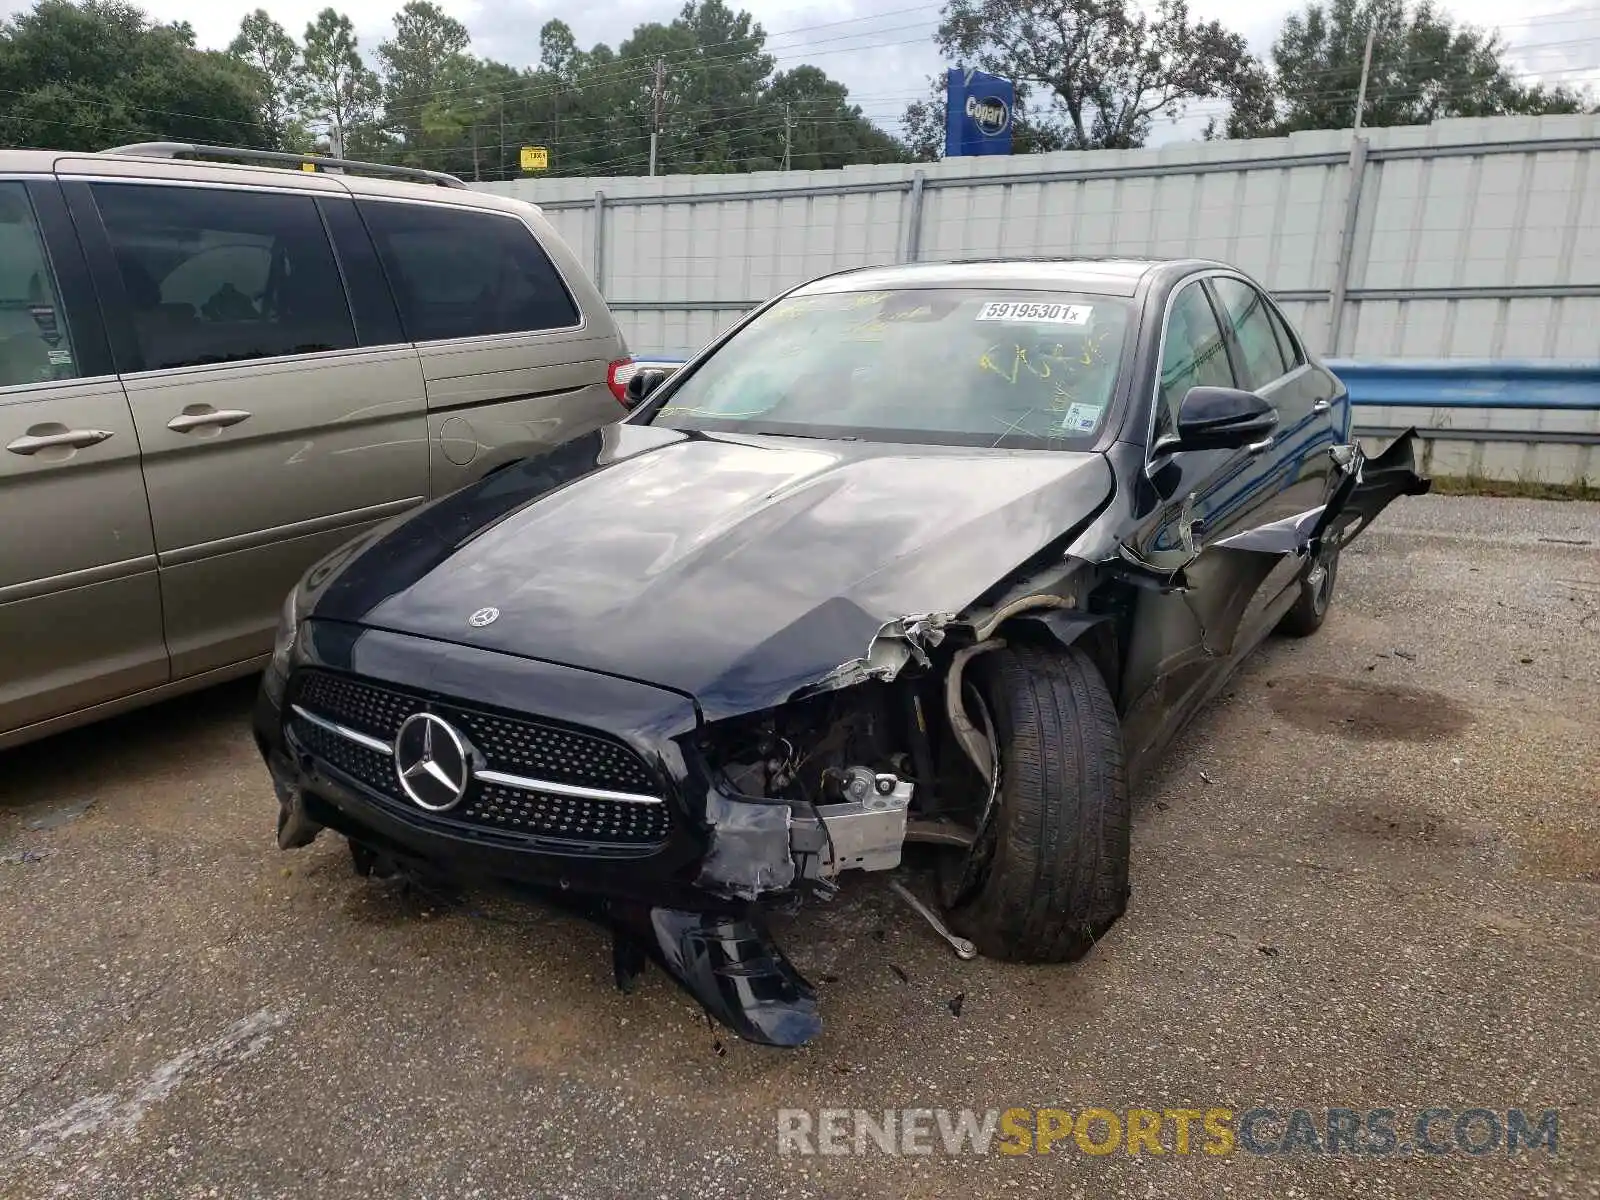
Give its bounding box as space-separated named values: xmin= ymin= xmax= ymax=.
xmin=979 ymin=344 xmax=1066 ymax=386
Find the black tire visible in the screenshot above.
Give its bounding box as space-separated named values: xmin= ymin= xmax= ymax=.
xmin=1276 ymin=544 xmax=1340 ymax=638
xmin=944 ymin=643 xmax=1131 ymax=963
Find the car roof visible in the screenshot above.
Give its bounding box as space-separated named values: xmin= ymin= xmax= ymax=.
xmin=791 ymin=257 xmax=1221 ymax=299
xmin=0 ymin=148 xmax=545 ymax=218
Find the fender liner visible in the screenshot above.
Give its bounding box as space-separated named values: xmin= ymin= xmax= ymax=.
xmin=1008 ymin=609 xmax=1121 ymax=695
xmin=1314 ymin=427 xmax=1432 ymax=553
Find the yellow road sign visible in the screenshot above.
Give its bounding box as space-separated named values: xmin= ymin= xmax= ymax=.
xmin=520 ymin=146 xmax=549 ymax=172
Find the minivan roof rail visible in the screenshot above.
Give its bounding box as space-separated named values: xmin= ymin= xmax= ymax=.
xmin=98 ymin=142 xmax=470 ymax=189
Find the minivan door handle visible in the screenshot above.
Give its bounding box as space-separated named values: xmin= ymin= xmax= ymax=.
xmin=167 ymin=407 xmax=252 ymax=433
xmin=7 ymin=427 xmax=115 ymax=455
xmin=1312 ymin=399 xmax=1332 ymax=414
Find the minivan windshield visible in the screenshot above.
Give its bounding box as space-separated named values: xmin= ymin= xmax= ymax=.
xmin=647 ymin=287 xmax=1132 ymax=449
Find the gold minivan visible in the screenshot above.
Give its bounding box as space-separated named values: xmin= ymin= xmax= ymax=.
xmin=0 ymin=143 xmax=634 ymax=750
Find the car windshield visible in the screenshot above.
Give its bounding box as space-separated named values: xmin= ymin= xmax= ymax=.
xmin=646 ymin=287 xmax=1132 ymax=448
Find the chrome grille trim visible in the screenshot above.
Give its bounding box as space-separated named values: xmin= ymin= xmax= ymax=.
xmin=291 ymin=704 xmax=393 ymax=756
xmin=475 ymin=769 xmax=663 ymax=806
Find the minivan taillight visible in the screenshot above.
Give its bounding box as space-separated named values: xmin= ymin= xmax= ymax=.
xmin=607 ymin=358 xmax=637 ymax=405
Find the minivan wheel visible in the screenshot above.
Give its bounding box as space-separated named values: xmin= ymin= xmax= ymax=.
xmin=1276 ymin=543 xmax=1341 ymax=638
xmin=942 ymin=643 xmax=1131 ymax=963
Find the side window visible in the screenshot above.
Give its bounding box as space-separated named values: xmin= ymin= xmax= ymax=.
xmin=91 ymin=183 xmax=356 ymax=372
xmin=1264 ymin=300 xmax=1304 ymax=369
xmin=1209 ymin=277 xmax=1289 ymax=391
xmin=0 ymin=182 xmax=78 ymax=388
xmin=1155 ymin=282 xmax=1234 ymax=443
xmin=360 ymin=201 xmax=580 ymax=342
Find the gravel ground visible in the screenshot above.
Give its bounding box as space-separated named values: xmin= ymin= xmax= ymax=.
xmin=2 ymin=494 xmax=1597 ymax=1199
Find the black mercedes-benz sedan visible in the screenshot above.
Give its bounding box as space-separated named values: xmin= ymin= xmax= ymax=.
xmin=254 ymin=258 xmax=1428 ymax=1047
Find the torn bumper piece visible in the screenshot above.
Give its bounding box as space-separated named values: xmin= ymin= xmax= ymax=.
xmin=609 ymin=904 xmax=821 ymax=1047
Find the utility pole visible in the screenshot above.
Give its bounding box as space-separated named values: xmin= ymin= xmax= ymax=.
xmin=498 ymin=97 xmax=506 ymax=181
xmin=329 ymin=122 xmax=344 ymax=159
xmin=1353 ymin=24 xmax=1376 ymax=133
xmin=649 ymin=57 xmax=665 ymax=176
xmin=471 ymin=123 xmax=480 ymax=182
xmin=781 ymin=102 xmax=795 ymax=171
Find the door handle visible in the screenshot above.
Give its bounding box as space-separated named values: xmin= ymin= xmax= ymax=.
xmin=6 ymin=427 xmax=115 ymax=455
xmin=1312 ymin=399 xmax=1332 ymax=414
xmin=1246 ymin=436 xmax=1275 ymax=455
xmin=167 ymin=408 xmax=252 ymax=433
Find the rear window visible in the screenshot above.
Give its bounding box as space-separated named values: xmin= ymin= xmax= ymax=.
xmin=360 ymin=202 xmax=580 ymax=342
xmin=648 ymin=288 xmax=1132 ymax=449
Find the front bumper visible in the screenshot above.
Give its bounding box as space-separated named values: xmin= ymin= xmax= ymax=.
xmin=253 ymin=622 xmax=822 ymax=1046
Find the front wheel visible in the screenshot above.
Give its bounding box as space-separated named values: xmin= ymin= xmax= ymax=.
xmin=942 ymin=643 xmax=1131 ymax=963
xmin=1276 ymin=543 xmax=1341 ymax=637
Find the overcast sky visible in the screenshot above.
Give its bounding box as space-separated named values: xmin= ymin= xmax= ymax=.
xmin=7 ymin=0 xmax=1597 ymax=144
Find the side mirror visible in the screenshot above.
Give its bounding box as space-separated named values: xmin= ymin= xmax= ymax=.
xmin=1169 ymin=386 xmax=1278 ymax=453
xmin=624 ymin=368 xmax=669 ymax=407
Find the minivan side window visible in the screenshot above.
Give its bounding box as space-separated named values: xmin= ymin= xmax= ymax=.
xmin=0 ymin=182 xmax=78 ymax=389
xmin=1155 ymin=282 xmax=1234 ymax=444
xmin=1209 ymin=277 xmax=1289 ymax=391
xmin=360 ymin=201 xmax=580 ymax=343
xmin=91 ymin=184 xmax=356 ymax=372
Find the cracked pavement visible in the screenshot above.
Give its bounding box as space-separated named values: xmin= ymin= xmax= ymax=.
xmin=2 ymin=494 xmax=1597 ymax=1199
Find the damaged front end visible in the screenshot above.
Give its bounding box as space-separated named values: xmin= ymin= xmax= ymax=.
xmin=654 ymin=574 xmax=1106 ymax=1047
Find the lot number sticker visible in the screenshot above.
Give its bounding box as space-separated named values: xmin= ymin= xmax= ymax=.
xmin=976 ymin=301 xmax=1092 ymax=325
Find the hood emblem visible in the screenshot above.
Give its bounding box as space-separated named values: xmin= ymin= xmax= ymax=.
xmin=468 ymin=606 xmax=500 ymax=628
xmin=394 ymin=713 xmax=473 ymax=811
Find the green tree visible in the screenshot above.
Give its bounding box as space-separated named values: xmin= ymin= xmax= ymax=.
xmin=378 ymin=1 xmax=471 ymax=152
xmin=228 ymin=9 xmax=309 ymax=149
xmin=923 ymin=0 xmax=1258 ymax=150
xmin=0 ymin=0 xmax=269 ymax=151
xmin=298 ymin=8 xmax=381 ymax=157
xmin=539 ymin=19 xmax=578 ymax=80
xmin=1221 ymin=0 xmax=1589 ymax=138
xmin=765 ymin=67 xmax=912 ymax=169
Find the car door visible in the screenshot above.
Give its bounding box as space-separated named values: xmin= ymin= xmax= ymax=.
xmin=1117 ymin=277 xmax=1290 ymax=766
xmin=1207 ymin=275 xmax=1338 ymax=539
xmin=62 ymin=173 xmax=429 ymax=680
xmin=1206 ymin=275 xmax=1349 ymax=641
xmin=355 ymin=197 xmax=626 ymax=495
xmin=0 ymin=178 xmax=167 ymax=740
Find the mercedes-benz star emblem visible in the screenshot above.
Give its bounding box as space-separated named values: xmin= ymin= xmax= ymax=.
xmin=469 ymin=607 xmax=499 ymax=628
xmin=393 ymin=713 xmax=473 ymax=811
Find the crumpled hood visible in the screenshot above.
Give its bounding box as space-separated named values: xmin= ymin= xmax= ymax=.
xmin=307 ymin=423 xmax=1113 ymax=722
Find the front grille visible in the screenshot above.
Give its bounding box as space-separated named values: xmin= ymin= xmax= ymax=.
xmin=461 ymin=782 xmax=672 ymax=843
xmin=292 ymin=715 xmax=393 ymax=796
xmin=288 ymin=670 xmax=671 ymax=846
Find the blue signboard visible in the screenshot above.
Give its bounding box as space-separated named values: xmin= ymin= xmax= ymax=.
xmin=945 ymin=68 xmax=1014 ymax=157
